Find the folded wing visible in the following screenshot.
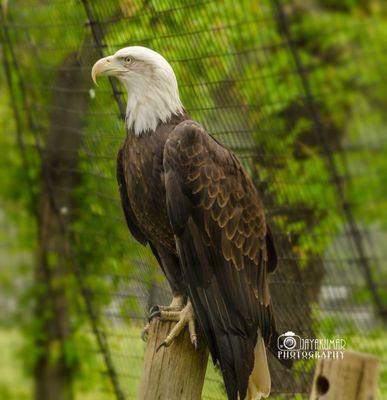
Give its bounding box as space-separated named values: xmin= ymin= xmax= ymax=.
xmin=164 ymin=121 xmax=280 ymax=400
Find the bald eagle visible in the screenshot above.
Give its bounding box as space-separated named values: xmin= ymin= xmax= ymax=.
xmin=92 ymin=46 xmax=289 ymax=400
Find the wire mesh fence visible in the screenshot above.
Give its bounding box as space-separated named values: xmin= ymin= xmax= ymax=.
xmin=1 ymin=0 xmax=387 ymax=399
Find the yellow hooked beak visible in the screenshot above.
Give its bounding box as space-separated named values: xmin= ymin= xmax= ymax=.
xmin=91 ymin=56 xmax=114 ymax=86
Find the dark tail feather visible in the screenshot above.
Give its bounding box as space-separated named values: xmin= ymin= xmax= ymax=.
xmin=217 ymin=334 xmax=254 ymax=400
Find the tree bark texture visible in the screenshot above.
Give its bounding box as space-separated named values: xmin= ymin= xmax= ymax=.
xmin=34 ymin=39 xmax=97 ymax=400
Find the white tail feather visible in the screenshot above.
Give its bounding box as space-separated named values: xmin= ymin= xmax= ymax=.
xmin=246 ymin=330 xmax=271 ymax=400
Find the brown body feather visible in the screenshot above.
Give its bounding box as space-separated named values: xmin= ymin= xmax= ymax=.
xmin=116 ymin=113 xmax=187 ymax=297
xmin=117 ymin=117 xmax=287 ymax=400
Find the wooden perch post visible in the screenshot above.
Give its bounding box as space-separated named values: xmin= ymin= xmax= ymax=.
xmin=310 ymin=351 xmax=380 ymax=400
xmin=138 ymin=319 xmax=209 ymax=400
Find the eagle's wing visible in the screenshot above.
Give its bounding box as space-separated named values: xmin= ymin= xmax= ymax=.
xmin=164 ymin=121 xmax=281 ymax=400
xmin=116 ymin=147 xmax=148 ymax=245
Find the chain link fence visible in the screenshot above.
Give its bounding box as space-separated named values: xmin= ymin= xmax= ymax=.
xmin=1 ymin=0 xmax=387 ymax=398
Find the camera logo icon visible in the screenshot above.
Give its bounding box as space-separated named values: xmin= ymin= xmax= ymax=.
xmin=277 ymin=331 xmax=301 ymax=351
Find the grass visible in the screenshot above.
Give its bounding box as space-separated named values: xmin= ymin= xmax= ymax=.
xmin=0 ymin=328 xmax=31 ymax=400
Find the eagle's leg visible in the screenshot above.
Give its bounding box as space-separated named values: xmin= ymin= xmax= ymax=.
xmin=149 ymin=294 xmax=185 ymax=314
xmin=142 ymin=245 xmax=188 ymax=342
xmin=154 ymin=300 xmax=197 ymax=350
xmin=141 ymin=295 xmax=185 ymax=342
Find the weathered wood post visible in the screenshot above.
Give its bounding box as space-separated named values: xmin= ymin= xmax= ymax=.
xmin=309 ymin=351 xmax=380 ymax=400
xmin=138 ymin=319 xmax=209 ymax=400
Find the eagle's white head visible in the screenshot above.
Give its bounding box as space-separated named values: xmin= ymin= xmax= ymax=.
xmin=92 ymin=46 xmax=184 ymax=136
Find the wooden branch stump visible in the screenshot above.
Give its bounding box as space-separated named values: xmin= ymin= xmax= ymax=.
xmin=309 ymin=351 xmax=380 ymax=400
xmin=139 ymin=319 xmax=209 ymax=400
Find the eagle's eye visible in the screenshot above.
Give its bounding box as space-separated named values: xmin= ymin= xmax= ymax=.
xmin=123 ymin=56 xmax=132 ymax=64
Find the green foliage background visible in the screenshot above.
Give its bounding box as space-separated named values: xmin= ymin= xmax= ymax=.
xmin=0 ymin=0 xmax=386 ymax=398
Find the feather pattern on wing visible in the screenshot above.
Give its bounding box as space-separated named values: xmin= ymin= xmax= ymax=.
xmin=164 ymin=120 xmax=281 ymax=400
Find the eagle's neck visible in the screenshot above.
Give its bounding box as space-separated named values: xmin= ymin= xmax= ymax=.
xmin=123 ymin=76 xmax=183 ymax=137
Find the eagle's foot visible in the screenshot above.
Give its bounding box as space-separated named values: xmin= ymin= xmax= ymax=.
xmin=141 ymin=296 xmax=185 ymax=342
xmin=148 ymin=295 xmax=185 ymax=319
xmin=155 ymin=300 xmax=197 ymax=351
